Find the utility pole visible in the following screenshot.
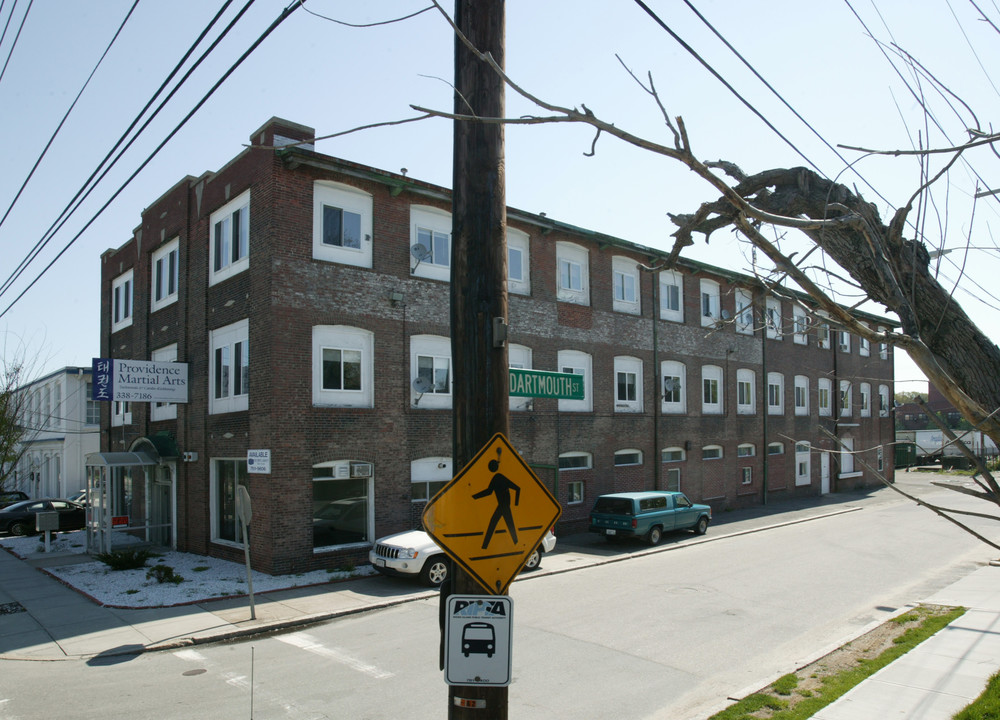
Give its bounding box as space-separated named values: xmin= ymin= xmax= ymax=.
xmin=449 ymin=0 xmax=507 ymax=718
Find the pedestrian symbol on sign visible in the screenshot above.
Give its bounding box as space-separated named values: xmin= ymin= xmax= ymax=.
xmin=471 ymin=450 xmax=521 ymax=549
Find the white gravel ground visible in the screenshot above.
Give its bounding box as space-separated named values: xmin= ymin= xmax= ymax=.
xmin=0 ymin=531 xmax=374 ymax=608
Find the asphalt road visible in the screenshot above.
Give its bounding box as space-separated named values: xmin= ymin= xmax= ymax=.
xmin=1 ymin=474 xmax=992 ymax=720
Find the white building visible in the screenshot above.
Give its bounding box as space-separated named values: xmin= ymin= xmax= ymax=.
xmin=13 ymin=366 xmax=100 ymax=498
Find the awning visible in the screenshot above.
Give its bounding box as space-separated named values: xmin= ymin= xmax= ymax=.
xmin=85 ymin=451 xmax=158 ymax=467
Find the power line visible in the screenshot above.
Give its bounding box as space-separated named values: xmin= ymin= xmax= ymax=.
xmin=0 ymin=0 xmax=30 ymax=87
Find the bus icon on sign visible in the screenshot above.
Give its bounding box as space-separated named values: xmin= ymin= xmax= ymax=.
xmin=462 ymin=622 xmax=496 ymax=658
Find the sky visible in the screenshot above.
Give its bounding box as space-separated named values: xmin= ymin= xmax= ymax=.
xmin=2 ymin=0 xmax=999 ymax=394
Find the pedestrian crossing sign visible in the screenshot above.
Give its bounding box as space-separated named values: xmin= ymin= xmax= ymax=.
xmin=422 ymin=433 xmax=562 ymax=595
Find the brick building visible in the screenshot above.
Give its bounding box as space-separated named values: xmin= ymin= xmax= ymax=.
xmin=97 ymin=117 xmax=895 ymax=574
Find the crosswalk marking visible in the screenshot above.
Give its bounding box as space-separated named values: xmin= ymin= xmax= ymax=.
xmin=276 ymin=632 xmax=394 ymax=679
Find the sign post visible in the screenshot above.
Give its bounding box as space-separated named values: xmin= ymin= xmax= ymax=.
xmin=236 ymin=486 xmax=255 ymax=620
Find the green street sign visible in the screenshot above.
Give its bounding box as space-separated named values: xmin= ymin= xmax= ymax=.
xmin=509 ymin=368 xmax=584 ymax=400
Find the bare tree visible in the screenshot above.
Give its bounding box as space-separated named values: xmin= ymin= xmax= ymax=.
xmin=0 ymin=336 xmax=43 ymax=493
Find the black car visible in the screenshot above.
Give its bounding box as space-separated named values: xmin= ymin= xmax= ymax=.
xmin=0 ymin=491 xmax=29 ymax=509
xmin=0 ymin=499 xmax=86 ymax=536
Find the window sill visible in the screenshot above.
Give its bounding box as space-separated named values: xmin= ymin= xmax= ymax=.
xmin=838 ymin=471 xmax=863 ymax=479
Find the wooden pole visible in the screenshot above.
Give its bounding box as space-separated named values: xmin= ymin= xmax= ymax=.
xmin=449 ymin=0 xmax=507 ymax=717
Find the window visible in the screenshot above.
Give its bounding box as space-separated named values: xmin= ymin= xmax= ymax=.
xmin=665 ymin=467 xmax=681 ymax=491
xmin=210 ymin=191 xmax=250 ymax=285
xmin=767 ymin=372 xmax=783 ymax=415
xmin=411 ymin=335 xmax=451 ymax=409
xmin=313 ymin=181 xmax=373 ymax=267
xmin=765 ymin=297 xmax=782 ymax=340
xmin=558 ymin=349 xmax=593 ymax=412
xmin=839 ymin=331 xmax=851 ymax=353
xmin=702 ymin=445 xmax=723 ymax=460
xmin=112 ymin=400 xmax=131 ymax=427
xmin=508 ymin=344 xmax=533 ymax=411
xmin=702 ymin=365 xmax=723 ymax=414
xmin=742 ymin=467 xmax=753 ymax=485
xmin=111 ymin=269 xmax=133 ymax=332
xmin=614 ymin=356 xmax=643 ymax=413
xmin=794 ymin=375 xmax=809 ymax=416
xmin=410 ymin=205 xmax=452 ymax=281
xmin=859 ymin=325 xmax=871 ymax=357
xmin=735 ymin=288 xmax=753 ymax=334
xmin=840 ymin=380 xmax=852 ymax=416
xmin=661 ymin=360 xmax=686 ymax=414
xmin=151 ymin=239 xmax=179 ymax=312
xmin=556 ymin=241 xmax=590 ymax=305
xmin=85 ymin=382 xmax=99 ymax=425
xmin=312 ymin=462 xmax=372 ymax=548
xmin=567 ymin=482 xmax=584 ymax=505
xmin=559 ymin=452 xmax=592 ymax=470
xmin=737 ymin=443 xmax=755 ymax=457
xmin=877 ymin=445 xmax=884 ymax=472
xmin=860 ymin=382 xmax=871 ymax=417
xmin=840 ymin=438 xmax=855 ymax=474
xmin=507 ymin=227 xmax=530 ymax=295
xmin=879 ymin=384 xmax=890 ymax=417
xmin=818 ymin=377 xmax=832 ymax=416
xmin=878 ymin=326 xmax=888 ymax=360
xmin=817 ymin=317 xmax=831 ymax=349
xmin=411 ymin=457 xmax=452 ymax=502
xmin=612 ymin=256 xmax=640 ymax=314
xmin=793 ymin=307 xmax=808 ymax=344
xmin=795 ymin=443 xmax=811 ymax=486
xmin=614 ymin=449 xmax=643 ymax=466
xmin=659 ymin=270 xmax=684 ymax=322
xmin=151 ymin=344 xmax=178 ymax=421
xmin=700 ymin=279 xmax=720 ymax=327
xmin=768 ymin=442 xmax=784 ymax=455
xmin=209 ymin=319 xmax=249 ymax=414
xmin=313 ymin=326 xmax=374 ymax=408
xmin=211 ymin=458 xmax=248 ymax=544
xmin=661 ymin=447 xmax=686 ymax=462
xmin=737 ymin=368 xmax=755 ymax=414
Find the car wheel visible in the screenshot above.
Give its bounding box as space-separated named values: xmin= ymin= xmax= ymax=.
xmin=9 ymin=521 xmax=30 ymax=536
xmin=420 ymin=555 xmax=449 ymax=586
xmin=646 ymin=526 xmax=662 ymax=546
xmin=524 ymin=548 xmax=542 ymax=571
xmin=694 ymin=516 xmax=709 ymax=535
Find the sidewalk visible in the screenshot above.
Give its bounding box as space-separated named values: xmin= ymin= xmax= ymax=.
xmin=1 ymin=487 xmax=998 ymax=719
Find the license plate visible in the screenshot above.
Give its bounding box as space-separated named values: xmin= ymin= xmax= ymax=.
xmin=375 ymin=558 xmax=386 ymax=567
xmin=605 ymin=529 xmax=616 ymax=536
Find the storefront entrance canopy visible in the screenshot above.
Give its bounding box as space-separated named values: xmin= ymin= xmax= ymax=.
xmin=85 ymin=451 xmax=158 ymax=467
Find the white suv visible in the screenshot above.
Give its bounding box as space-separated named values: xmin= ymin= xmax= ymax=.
xmin=369 ymin=529 xmax=556 ymax=586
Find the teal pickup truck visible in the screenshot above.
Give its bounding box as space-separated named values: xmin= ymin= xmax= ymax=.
xmin=589 ymin=491 xmax=711 ymax=545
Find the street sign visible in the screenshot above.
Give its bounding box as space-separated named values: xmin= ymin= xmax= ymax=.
xmin=445 ymin=595 xmax=513 ymax=686
xmin=422 ymin=433 xmax=562 ymax=594
xmin=509 ymin=368 xmax=584 ymax=400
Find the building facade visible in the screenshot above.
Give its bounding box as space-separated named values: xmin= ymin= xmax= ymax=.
xmin=97 ymin=117 xmax=895 ymax=574
xmin=11 ymin=366 xmax=100 ymax=498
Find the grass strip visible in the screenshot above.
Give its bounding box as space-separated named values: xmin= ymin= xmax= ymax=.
xmin=953 ymin=669 xmax=1000 ymax=719
xmin=708 ymin=606 xmax=966 ymax=720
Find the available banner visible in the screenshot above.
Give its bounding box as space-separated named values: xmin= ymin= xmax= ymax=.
xmin=92 ymin=358 xmax=189 ymax=403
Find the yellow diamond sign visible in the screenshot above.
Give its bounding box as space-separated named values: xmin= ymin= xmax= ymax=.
xmin=422 ymin=433 xmax=562 ymax=595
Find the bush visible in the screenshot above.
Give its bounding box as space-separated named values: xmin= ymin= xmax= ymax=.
xmin=146 ymin=565 xmax=184 ymax=584
xmin=96 ymin=548 xmax=152 ymax=570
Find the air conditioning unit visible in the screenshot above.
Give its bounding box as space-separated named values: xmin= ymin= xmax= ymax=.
xmin=351 ymin=462 xmax=373 ymax=478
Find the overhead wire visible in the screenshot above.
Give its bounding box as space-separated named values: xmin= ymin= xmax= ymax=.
xmin=0 ymin=0 xmax=30 ymax=87
xmin=0 ymin=0 xmax=306 ymax=321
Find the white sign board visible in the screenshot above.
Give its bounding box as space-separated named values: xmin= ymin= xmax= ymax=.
xmin=247 ymin=449 xmax=271 ymax=474
xmin=92 ymin=358 xmax=189 ymax=403
xmin=445 ymin=595 xmax=512 ymax=686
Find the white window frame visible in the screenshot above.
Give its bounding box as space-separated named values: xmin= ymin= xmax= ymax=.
xmin=508 ymin=344 xmax=533 ymax=412
xmin=556 ymin=241 xmax=590 ymax=305
xmin=614 ymin=449 xmax=643 ymax=466
xmin=700 ymin=278 xmax=720 ymax=327
xmin=737 ymin=443 xmax=756 ymax=458
xmin=614 ymin=356 xmax=643 ymax=413
xmin=209 ymin=190 xmax=250 ymax=286
xmin=795 ymin=442 xmax=811 ymax=486
xmin=411 ymin=457 xmax=452 ymax=502
xmin=735 ymin=288 xmax=753 ymax=335
xmin=839 ymin=330 xmax=851 ymax=354
xmin=558 ymin=349 xmax=593 ymax=412
xmin=411 ymin=334 xmax=452 ymax=409
xmin=150 ymin=344 xmax=178 ymax=421
xmin=817 ymin=315 xmax=831 ymax=349
xmin=818 ymin=377 xmax=832 ymax=416
xmin=840 ymin=380 xmax=852 ymax=417
xmin=794 ymin=375 xmax=809 ymax=416
xmin=659 ymin=269 xmax=684 ymax=322
xmin=767 ymin=372 xmax=784 ymax=415
xmin=860 ymin=382 xmax=872 ymax=417
xmin=661 ymin=360 xmax=686 ymax=414
xmin=878 ymin=326 xmax=888 ymax=360
xmin=702 ymin=445 xmax=723 ymax=460
xmin=507 ymin=227 xmax=530 ymax=295
xmin=311 ymin=462 xmax=374 ymax=549
xmin=768 ymin=442 xmax=784 ymax=456
xmin=567 ymin=481 xmax=584 ymax=505
xmin=736 ymin=368 xmax=755 ymax=415
xmin=612 ymin=256 xmax=640 ymax=314
xmin=661 ymin=447 xmax=686 ymax=462
xmin=793 ymin=306 xmax=808 ymax=344
xmin=150 ymin=239 xmax=179 ymax=312
xmin=879 ymin=384 xmax=890 ymax=417
xmin=410 ymin=205 xmax=452 ymax=282
xmin=702 ymin=365 xmax=723 ymax=415
xmin=742 ymin=467 xmax=753 ymax=485
xmin=112 ymin=400 xmax=131 ymax=427
xmin=859 ymin=324 xmax=871 ymax=357
xmin=312 ymin=181 xmax=373 ymax=268
xmin=559 ymin=451 xmax=593 ymax=471
xmin=111 ymin=269 xmax=134 ymax=332
xmin=209 ymin=319 xmax=249 ymax=414
xmin=312 ymin=326 xmax=374 ymax=408
xmin=765 ymin=297 xmax=782 ymax=340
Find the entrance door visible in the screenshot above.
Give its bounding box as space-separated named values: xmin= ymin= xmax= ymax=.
xmin=149 ymin=465 xmax=174 ymax=548
xmin=820 ymin=452 xmax=830 ymax=494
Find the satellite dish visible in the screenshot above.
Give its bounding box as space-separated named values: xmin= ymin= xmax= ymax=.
xmin=412 ymin=376 xmax=432 ymax=394
xmin=410 ymin=244 xmax=431 ymax=261
xmin=720 ymin=309 xmax=732 ymax=321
